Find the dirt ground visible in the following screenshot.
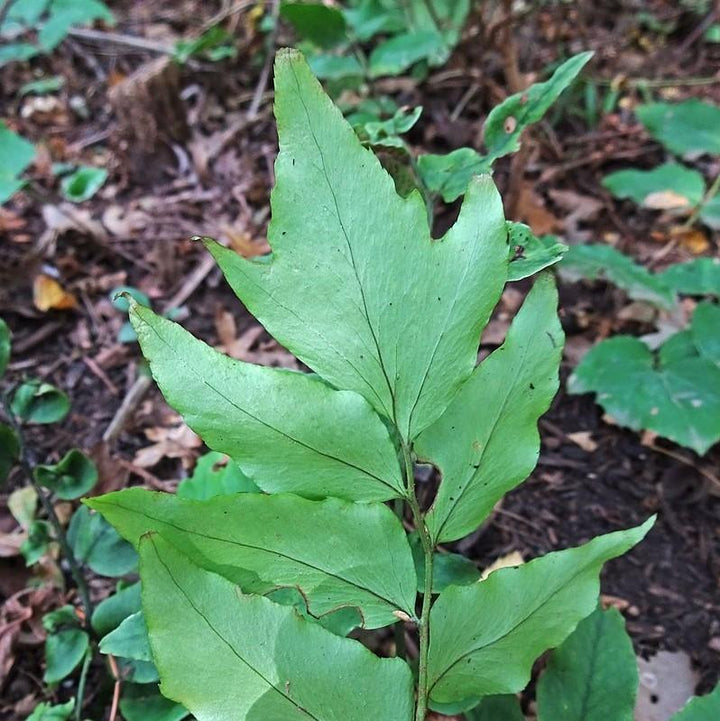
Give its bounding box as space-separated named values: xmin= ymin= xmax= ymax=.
xmin=1 ymin=1 xmax=719 ymax=718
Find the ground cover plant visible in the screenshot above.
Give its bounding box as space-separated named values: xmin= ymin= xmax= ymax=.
xmin=80 ymin=49 xmax=660 ymax=721
xmin=560 ymin=248 xmax=720 ymax=454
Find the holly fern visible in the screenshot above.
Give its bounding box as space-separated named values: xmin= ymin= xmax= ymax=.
xmin=89 ymin=49 xmax=653 ymax=721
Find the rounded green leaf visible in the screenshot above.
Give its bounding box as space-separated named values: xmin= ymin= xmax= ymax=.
xmin=559 ymin=244 xmax=677 ymax=309
xmin=91 ymin=581 xmax=142 ymax=636
xmin=280 ymin=2 xmax=347 ymax=48
xmin=21 ymin=519 xmax=51 ymax=565
xmin=99 ymin=611 xmax=152 ymax=661
xmin=176 ymin=451 xmax=259 ymax=500
xmin=10 ymin=379 xmax=70 ymax=424
xmin=44 ymin=628 xmax=89 ymax=684
xmin=34 ymin=448 xmax=98 ymax=499
xmin=602 ymin=162 xmax=705 ymax=209
xmin=658 ymin=258 xmax=720 ymax=296
xmin=537 ymin=606 xmax=638 ymax=721
xmin=637 ymin=100 xmax=720 ymax=157
xmin=60 ymin=166 xmax=108 ymax=202
xmin=139 ymin=534 xmax=415 ymax=721
xmin=67 ymin=505 xmax=138 ymax=577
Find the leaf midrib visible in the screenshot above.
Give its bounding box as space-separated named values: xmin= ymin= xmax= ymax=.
xmin=138 ymin=312 xmax=403 ymax=498
xmin=430 ymin=338 xmax=532 ymax=540
xmin=288 ymin=62 xmax=398 ymax=424
xmin=150 ymin=538 xmax=320 ymax=721
xmin=107 ymin=499 xmax=411 ymax=618
xmin=428 ymin=553 xmax=601 ymax=695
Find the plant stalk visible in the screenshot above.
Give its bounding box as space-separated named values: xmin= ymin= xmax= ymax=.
xmin=685 ymin=171 xmax=720 ymax=229
xmin=402 ymin=441 xmax=434 ymax=721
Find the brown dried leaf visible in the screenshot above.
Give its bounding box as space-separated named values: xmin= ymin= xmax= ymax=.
xmin=33 ymin=274 xmax=77 ymax=311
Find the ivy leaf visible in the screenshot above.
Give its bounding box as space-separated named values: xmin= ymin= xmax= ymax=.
xmin=507 ymin=222 xmax=568 ymax=281
xmin=658 ymin=258 xmax=720 ymax=296
xmin=602 ymin=162 xmax=706 ymax=210
xmin=88 ymin=488 xmax=417 ymax=629
xmin=205 ymin=49 xmax=508 ymax=441
xmin=536 ymin=606 xmax=638 ymax=721
xmin=139 ymin=534 xmax=415 ymax=721
xmin=483 ymin=53 xmax=593 ymax=163
xmin=568 ymin=303 xmax=720 ymax=454
xmin=559 ymin=244 xmax=677 ymax=310
xmin=129 ymin=303 xmax=404 ymax=502
xmin=670 ymin=683 xmax=720 ymax=721
xmin=426 ymin=518 xmax=653 ymax=709
xmin=34 ymin=448 xmax=98 ymax=499
xmin=636 ymin=100 xmax=720 ymax=158
xmin=417 ymin=274 xmax=563 ymax=543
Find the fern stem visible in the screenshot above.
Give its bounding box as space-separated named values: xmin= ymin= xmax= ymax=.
xmin=402 ymin=441 xmax=434 ymax=721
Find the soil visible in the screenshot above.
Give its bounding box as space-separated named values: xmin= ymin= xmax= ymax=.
xmin=1 ymin=0 xmax=719 ymax=718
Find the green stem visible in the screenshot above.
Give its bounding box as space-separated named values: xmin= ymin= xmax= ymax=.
xmin=75 ymin=645 xmax=93 ymax=721
xmin=401 ymin=441 xmax=434 ymax=721
xmin=685 ymin=171 xmax=720 ymax=229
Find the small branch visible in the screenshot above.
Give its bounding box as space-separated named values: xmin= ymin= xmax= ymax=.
xmin=402 ymin=441 xmax=434 ymax=721
xmin=684 ymin=171 xmax=720 ymax=229
xmin=66 ymin=27 xmax=175 ymax=55
xmin=75 ymin=645 xmax=93 ymax=721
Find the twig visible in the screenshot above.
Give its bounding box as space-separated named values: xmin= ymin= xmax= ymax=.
xmin=66 ymin=27 xmax=175 ymax=55
xmin=102 ymin=374 xmax=152 ymax=444
xmin=684 ymin=171 xmax=720 ymax=229
xmin=75 ymin=646 xmax=93 ymax=721
xmin=247 ymin=0 xmax=281 ymax=120
xmin=108 ymin=655 xmax=121 ymax=721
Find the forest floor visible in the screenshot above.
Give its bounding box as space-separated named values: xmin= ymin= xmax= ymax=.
xmin=1 ymin=1 xmax=719 ymax=719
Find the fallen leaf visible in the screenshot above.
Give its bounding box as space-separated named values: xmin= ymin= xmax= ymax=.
xmin=134 ymin=423 xmax=201 ymax=469
xmin=481 ymin=550 xmax=524 ymax=580
xmin=516 ymin=184 xmax=561 ymax=235
xmin=566 ymin=431 xmax=598 ymax=452
xmin=636 ymin=651 xmax=697 ymax=721
xmin=669 ymin=225 xmax=710 ymax=254
xmin=33 ymin=274 xmax=77 ymax=311
xmin=643 ymin=190 xmax=691 ymax=210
